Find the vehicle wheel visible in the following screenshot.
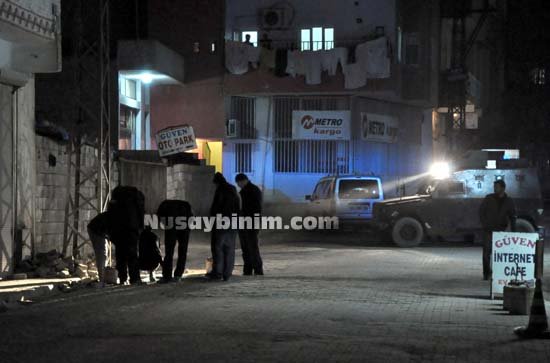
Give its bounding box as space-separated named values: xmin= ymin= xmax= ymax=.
xmin=515 ymin=218 xmax=536 ymax=233
xmin=392 ymin=217 xmax=424 ymax=247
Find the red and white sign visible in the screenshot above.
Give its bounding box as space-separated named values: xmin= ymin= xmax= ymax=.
xmin=292 ymin=111 xmax=351 ymax=140
xmin=155 ymin=125 xmax=197 ymax=157
xmin=492 ymin=232 xmax=538 ymax=297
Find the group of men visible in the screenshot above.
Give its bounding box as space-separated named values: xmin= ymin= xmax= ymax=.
xmin=88 ymin=173 xmax=515 ymax=285
xmin=87 ymin=172 xmax=264 ymax=286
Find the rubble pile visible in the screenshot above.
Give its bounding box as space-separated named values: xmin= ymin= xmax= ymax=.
xmin=15 ymin=250 xmax=99 ymax=280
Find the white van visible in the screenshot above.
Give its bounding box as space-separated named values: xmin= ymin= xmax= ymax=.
xmin=305 ymin=175 xmax=384 ymax=221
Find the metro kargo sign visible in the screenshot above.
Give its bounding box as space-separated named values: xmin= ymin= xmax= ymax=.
xmin=491 ymin=231 xmax=538 ymax=297
xmin=155 ymin=125 xmax=197 ymax=157
xmin=292 ymin=111 xmax=351 ymax=140
xmin=361 ymin=113 xmax=399 ymax=143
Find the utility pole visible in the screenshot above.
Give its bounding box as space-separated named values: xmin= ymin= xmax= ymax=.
xmin=62 ymin=0 xmax=111 ymax=259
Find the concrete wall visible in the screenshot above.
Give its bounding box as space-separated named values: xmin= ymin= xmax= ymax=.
xmin=119 ymin=160 xmax=166 ymax=214
xmin=35 ymin=137 xmax=68 ymax=254
xmin=0 ymin=77 xmax=40 ymax=275
xmin=0 ymin=0 xmax=61 ymax=73
xmin=35 ymin=137 xmax=98 ymax=258
xmin=15 ymin=78 xmax=36 ymax=261
xmin=0 ymin=83 xmax=14 ymax=275
xmin=150 ymin=78 xmax=226 ymax=143
xmin=167 ymin=164 xmax=216 ymax=217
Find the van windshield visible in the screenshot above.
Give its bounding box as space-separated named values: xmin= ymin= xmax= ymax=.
xmin=338 ymin=179 xmax=380 ymax=199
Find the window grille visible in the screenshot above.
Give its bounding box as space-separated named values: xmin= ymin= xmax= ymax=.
xmin=230 ymin=96 xmax=256 ymax=138
xmin=235 ymin=143 xmax=253 ymax=173
xmin=272 ymin=96 xmax=350 ymax=174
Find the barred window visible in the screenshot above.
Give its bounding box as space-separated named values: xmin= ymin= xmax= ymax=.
xmin=235 ymin=143 xmax=253 ymax=173
xmin=230 ymin=96 xmax=256 ymax=138
xmin=273 ymin=96 xmax=350 ymax=174
xmin=274 ymin=140 xmax=349 ymax=174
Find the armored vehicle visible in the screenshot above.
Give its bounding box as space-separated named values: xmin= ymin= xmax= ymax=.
xmin=373 ymin=167 xmax=543 ymax=247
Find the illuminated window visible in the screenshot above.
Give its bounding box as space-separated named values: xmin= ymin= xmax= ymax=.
xmin=120 ymin=78 xmax=137 ymax=99
xmin=242 ymin=31 xmax=258 ymax=47
xmin=301 ymin=27 xmax=334 ymax=51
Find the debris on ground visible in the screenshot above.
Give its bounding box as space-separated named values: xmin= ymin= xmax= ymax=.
xmin=13 ymin=250 xmax=99 ymax=281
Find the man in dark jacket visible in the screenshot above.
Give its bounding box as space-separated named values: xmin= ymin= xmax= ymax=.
xmin=107 ymin=186 xmax=145 ymax=285
xmin=236 ymin=173 xmax=264 ymax=275
xmin=479 ymin=180 xmax=517 ymax=280
xmin=157 ymin=199 xmax=193 ymax=283
xmin=207 ymin=172 xmax=240 ymax=281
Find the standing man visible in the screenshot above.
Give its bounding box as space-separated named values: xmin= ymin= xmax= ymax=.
xmin=207 ymin=172 xmax=240 ymax=281
xmin=235 ymin=173 xmax=264 ymax=276
xmin=108 ymin=186 xmax=145 ymax=285
xmin=479 ymin=180 xmax=517 ymax=280
xmin=157 ymin=199 xmax=193 ymax=283
xmin=87 ymin=211 xmax=111 ymax=287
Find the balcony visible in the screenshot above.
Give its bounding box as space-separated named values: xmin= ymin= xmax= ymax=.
xmin=117 ymin=39 xmax=185 ymax=85
xmin=0 ymin=0 xmax=61 ymax=77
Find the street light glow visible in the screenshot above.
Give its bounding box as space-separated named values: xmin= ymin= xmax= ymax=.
xmin=430 ymin=162 xmax=450 ymax=179
xmin=139 ymin=72 xmax=153 ymax=84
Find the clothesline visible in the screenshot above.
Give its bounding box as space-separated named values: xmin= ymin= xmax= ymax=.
xmin=225 ymin=37 xmax=391 ymax=89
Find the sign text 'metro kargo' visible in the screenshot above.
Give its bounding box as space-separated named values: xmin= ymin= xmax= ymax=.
xmin=155 ymin=125 xmax=197 ymax=157
xmin=361 ymin=113 xmax=399 ymax=143
xmin=491 ymin=231 xmax=538 ymax=298
xmin=292 ymin=111 xmax=351 ymax=140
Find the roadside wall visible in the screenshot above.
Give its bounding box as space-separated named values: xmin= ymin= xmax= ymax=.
xmin=35 ymin=137 xmax=97 ymax=258
xmin=167 ymin=164 xmax=216 ymax=217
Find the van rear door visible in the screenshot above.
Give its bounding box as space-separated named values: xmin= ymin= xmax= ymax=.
xmin=335 ymin=178 xmax=383 ymax=220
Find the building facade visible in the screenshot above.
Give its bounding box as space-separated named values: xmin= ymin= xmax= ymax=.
xmin=0 ymin=0 xmax=61 ymax=274
xmin=141 ymin=0 xmax=440 ymax=204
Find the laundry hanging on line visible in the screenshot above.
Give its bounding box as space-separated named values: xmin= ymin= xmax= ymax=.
xmin=225 ymin=40 xmax=261 ymax=75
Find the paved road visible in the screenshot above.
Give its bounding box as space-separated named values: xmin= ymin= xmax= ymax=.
xmin=1 ymin=232 xmax=550 ymax=363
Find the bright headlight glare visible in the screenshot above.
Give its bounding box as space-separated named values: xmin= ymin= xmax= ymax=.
xmin=430 ymin=162 xmax=450 ymax=180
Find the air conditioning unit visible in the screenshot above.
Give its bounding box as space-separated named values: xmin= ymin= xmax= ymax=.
xmin=226 ymin=119 xmax=239 ymax=138
xmin=259 ymin=8 xmax=285 ymax=30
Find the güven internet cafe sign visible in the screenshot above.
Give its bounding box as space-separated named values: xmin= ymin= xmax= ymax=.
xmin=491 ymin=232 xmax=540 ymax=298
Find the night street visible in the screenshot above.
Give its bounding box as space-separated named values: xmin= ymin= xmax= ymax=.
xmin=3 ymin=0 xmax=550 ymax=362
xmin=2 ymin=233 xmax=550 ymax=362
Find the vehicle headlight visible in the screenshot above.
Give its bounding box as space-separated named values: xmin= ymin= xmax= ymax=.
xmin=429 ymin=162 xmax=450 ymax=180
